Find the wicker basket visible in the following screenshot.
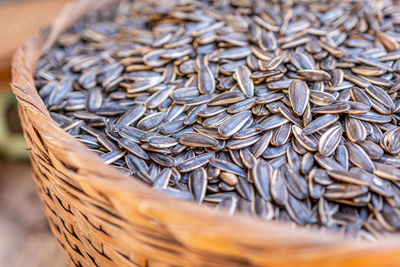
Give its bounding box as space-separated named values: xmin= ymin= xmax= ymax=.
xmin=11 ymin=0 xmax=400 ymax=266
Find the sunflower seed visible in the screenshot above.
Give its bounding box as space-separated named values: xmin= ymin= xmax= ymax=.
xmin=345 ymin=143 xmax=375 ymax=172
xmin=209 ymin=158 xmax=246 ymax=177
xmin=218 ymin=111 xmax=252 ymax=137
xmin=235 ymin=66 xmax=254 ymax=97
xmin=179 ymin=132 xmax=218 ymax=148
xmin=345 ymin=117 xmax=367 ymax=143
xmin=297 ymin=69 xmax=331 ymax=81
xmin=178 ymin=152 xmax=214 ymax=173
xmin=302 ymin=114 xmax=339 ymax=135
xmin=153 ymin=168 xmax=172 ymax=188
xmin=289 ymin=80 xmax=309 ymax=116
xmin=318 ymin=125 xmax=343 ymax=157
xmin=189 ymin=167 xmax=207 ymax=203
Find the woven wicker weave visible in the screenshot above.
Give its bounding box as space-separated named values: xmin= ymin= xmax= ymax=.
xmin=11 ymin=0 xmax=400 ymax=266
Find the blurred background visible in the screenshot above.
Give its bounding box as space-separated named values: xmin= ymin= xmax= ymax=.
xmin=0 ymin=0 xmax=71 ymax=266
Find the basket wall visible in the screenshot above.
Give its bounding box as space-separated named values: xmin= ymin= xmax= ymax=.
xmin=11 ymin=0 xmax=400 ymax=266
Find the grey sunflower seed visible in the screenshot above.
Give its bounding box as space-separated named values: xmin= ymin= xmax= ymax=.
xmin=289 ymin=80 xmax=309 ymax=116
xmin=302 ymin=114 xmax=339 ymax=135
xmin=208 ymin=91 xmax=245 ymax=106
xmin=149 ymin=153 xmax=176 ymax=167
xmin=178 ymin=152 xmax=215 ymax=173
xmin=297 ymin=69 xmax=331 ymax=81
xmin=227 ymin=135 xmax=260 ymax=150
xmin=198 ymin=64 xmax=215 ymax=94
xmin=218 ymin=111 xmax=252 ymax=137
xmin=235 ymin=65 xmax=254 ymax=97
xmin=114 ymin=104 xmax=146 ymax=131
xmin=209 ymin=158 xmax=246 ymax=177
xmin=345 ymin=143 xmax=375 ymax=172
xmin=216 ymin=196 xmax=237 ymax=215
xmin=136 ymin=111 xmax=166 ymax=132
xmin=366 ymin=85 xmax=395 ymax=110
xmin=324 ymin=183 xmax=369 ymax=200
xmin=311 ymin=103 xmax=351 ymax=114
xmin=258 ymin=115 xmax=288 ymax=131
xmin=373 ymin=163 xmax=400 ymax=181
xmin=239 ymin=149 xmax=257 ymax=169
xmin=251 ymin=130 xmax=273 ymax=158
xmin=318 ymin=125 xmax=343 ymax=157
xmin=286 ymin=194 xmax=311 ymax=225
xmin=359 ymin=140 xmax=384 ymax=160
xmin=118 ymin=137 xmax=149 ymax=160
xmin=345 ymin=117 xmax=367 ymax=143
xmin=148 ymin=136 xmax=178 ymax=148
xmin=327 ymin=170 xmax=371 ymax=186
xmin=282 ymin=164 xmax=308 ymax=200
xmin=252 ymin=159 xmax=272 ymax=201
xmin=292 ymin=125 xmax=318 ymax=152
xmin=189 ymin=168 xmax=207 ymax=203
xmin=179 ymin=132 xmax=218 ymax=148
xmin=335 ymin=145 xmax=349 ymax=171
xmin=153 ymin=168 xmax=172 ymax=188
xmin=236 ymin=176 xmax=253 ymax=201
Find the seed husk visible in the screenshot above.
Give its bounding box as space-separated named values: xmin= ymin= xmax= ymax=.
xmin=373 ymin=163 xmax=400 ymax=181
xmin=345 ymin=143 xmax=375 ymax=172
xmin=258 ymin=115 xmax=288 ymax=131
xmin=327 ymin=170 xmax=371 ymax=186
xmin=198 ymin=64 xmax=215 ymax=94
xmin=289 ymin=80 xmax=309 ymax=116
xmin=235 ymin=65 xmax=254 ymax=97
xmin=209 ymin=158 xmax=247 ymax=177
xmin=218 ymin=111 xmax=252 ymax=137
xmin=179 ymin=132 xmax=218 ymax=148
xmin=282 ymin=164 xmax=309 ymax=200
xmin=345 ymin=117 xmax=367 ymax=143
xmin=270 ymin=169 xmax=288 ymax=206
xmin=251 ymin=130 xmax=273 ymax=158
xmin=236 ymin=176 xmax=253 ymax=201
xmin=153 ymin=168 xmax=172 ymax=188
xmin=189 ymin=168 xmax=207 ymax=203
xmin=252 ymin=159 xmax=272 ymax=201
xmin=118 ymin=137 xmax=149 ymax=160
xmin=208 ymin=92 xmax=245 ymax=106
xmin=366 ymin=85 xmax=395 ymax=110
xmin=318 ymin=125 xmax=343 ymax=157
xmin=219 ymin=172 xmax=238 ymax=186
xmin=302 ymin=114 xmax=339 ymax=135
xmin=297 ymin=69 xmax=331 ymax=81
xmin=178 ymin=152 xmax=215 ymax=173
xmin=148 ymin=136 xmax=178 ymax=148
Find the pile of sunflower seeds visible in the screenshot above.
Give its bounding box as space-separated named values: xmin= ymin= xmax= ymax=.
xmin=35 ymin=0 xmax=400 ymax=239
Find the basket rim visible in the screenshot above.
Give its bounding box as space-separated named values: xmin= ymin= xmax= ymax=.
xmin=10 ymin=0 xmax=400 ymax=264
